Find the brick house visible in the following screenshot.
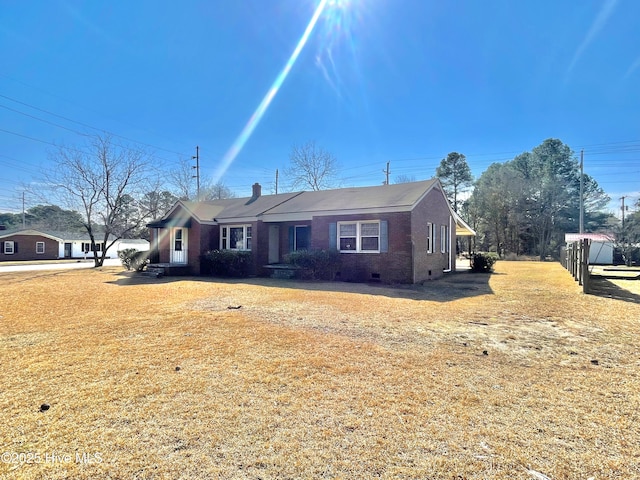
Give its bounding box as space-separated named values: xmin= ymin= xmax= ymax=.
xmin=0 ymin=229 xmax=149 ymax=262
xmin=148 ymin=179 xmax=475 ymax=283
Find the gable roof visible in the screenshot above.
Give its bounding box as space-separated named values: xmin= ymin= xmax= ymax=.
xmin=0 ymin=229 xmax=149 ymax=243
xmin=148 ymin=192 xmax=302 ymax=227
xmin=261 ymin=180 xmax=438 ymax=221
xmin=0 ymin=229 xmax=87 ymax=241
xmin=152 ymin=179 xmax=475 ymax=236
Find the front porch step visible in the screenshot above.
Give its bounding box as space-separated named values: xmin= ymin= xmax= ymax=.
xmin=141 ymin=266 xmax=164 ymax=278
xmin=271 ymin=268 xmax=297 ymax=279
xmin=264 ymin=263 xmax=300 ymax=279
xmin=145 ymin=263 xmax=191 ymax=276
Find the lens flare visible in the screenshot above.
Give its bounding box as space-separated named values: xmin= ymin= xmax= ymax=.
xmin=214 ymin=0 xmax=331 ymax=183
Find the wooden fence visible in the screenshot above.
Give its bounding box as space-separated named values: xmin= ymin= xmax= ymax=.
xmin=561 ymin=239 xmax=591 ymax=293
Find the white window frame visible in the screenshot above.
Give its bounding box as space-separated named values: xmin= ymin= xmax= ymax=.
xmin=4 ymin=241 xmax=15 ymax=254
xmin=36 ymin=241 xmax=45 ymax=254
xmin=174 ymin=228 xmax=184 ymax=251
xmin=221 ymin=225 xmax=252 ymax=251
xmin=81 ymin=242 xmax=104 ymax=253
xmin=337 ymin=221 xmax=380 ymax=253
xmin=441 ymin=225 xmax=449 ymax=253
xmin=427 ymin=222 xmax=435 ymax=254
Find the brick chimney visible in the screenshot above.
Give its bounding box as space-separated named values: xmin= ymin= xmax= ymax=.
xmin=246 ymin=183 xmax=262 ymax=205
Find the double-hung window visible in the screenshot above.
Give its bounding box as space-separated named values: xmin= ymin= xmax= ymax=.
xmin=4 ymin=241 xmax=15 ymax=254
xmin=36 ymin=242 xmax=45 ymax=254
xmin=82 ymin=242 xmax=103 ymax=252
xmin=427 ymin=222 xmax=435 ymax=253
xmin=338 ymin=221 xmax=380 ymax=253
xmin=441 ymin=225 xmax=449 ymax=253
xmin=174 ymin=229 xmax=183 ymax=251
xmin=221 ymin=225 xmax=252 ymax=250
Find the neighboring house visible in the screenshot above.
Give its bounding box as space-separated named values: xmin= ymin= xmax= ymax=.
xmin=565 ymin=233 xmax=615 ymax=265
xmin=149 ymin=180 xmax=475 ymax=283
xmin=0 ymin=229 xmax=149 ymax=262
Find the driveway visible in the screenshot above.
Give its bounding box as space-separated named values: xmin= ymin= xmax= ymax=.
xmin=0 ymin=258 xmax=121 ymax=273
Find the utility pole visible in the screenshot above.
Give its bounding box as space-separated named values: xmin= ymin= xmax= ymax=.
xmin=579 ymin=149 xmax=584 ymax=234
xmin=192 ymin=146 xmax=200 ymax=201
xmin=621 ymin=196 xmax=627 ymax=228
xmin=22 ymin=192 xmax=26 ymax=229
xmin=382 ymin=161 xmax=390 ymax=185
xmin=275 ymin=169 xmax=279 ymax=194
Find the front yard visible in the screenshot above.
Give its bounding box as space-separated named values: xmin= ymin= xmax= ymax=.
xmin=1 ymin=262 xmax=638 ymax=479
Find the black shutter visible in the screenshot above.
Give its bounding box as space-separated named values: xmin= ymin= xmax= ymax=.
xmin=288 ymin=226 xmax=295 ymax=252
xmin=329 ymin=223 xmax=337 ymax=250
xmin=0 ymin=242 xmax=4 ymax=253
xmin=380 ymin=221 xmax=388 ymax=252
xmin=14 ymin=242 xmax=18 ymax=253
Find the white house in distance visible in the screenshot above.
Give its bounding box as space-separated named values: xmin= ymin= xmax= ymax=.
xmin=565 ymin=233 xmax=615 ymax=265
xmin=0 ymin=229 xmax=149 ymax=262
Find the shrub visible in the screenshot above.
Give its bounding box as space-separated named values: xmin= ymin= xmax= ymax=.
xmin=201 ymin=249 xmax=252 ymax=277
xmin=118 ymin=248 xmax=149 ymax=272
xmin=284 ymin=249 xmax=341 ymax=280
xmin=470 ymin=252 xmax=499 ymax=273
xmin=147 ymin=248 xmax=160 ymax=264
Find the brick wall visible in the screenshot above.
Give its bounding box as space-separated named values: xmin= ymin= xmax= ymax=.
xmin=186 ymin=222 xmax=220 ymax=274
xmin=150 ymin=227 xmax=171 ymax=264
xmin=312 ymin=213 xmax=414 ymax=283
xmin=411 ymin=187 xmax=453 ymax=282
xmin=255 ymin=221 xmax=272 ymax=273
xmin=0 ymin=234 xmax=60 ymax=261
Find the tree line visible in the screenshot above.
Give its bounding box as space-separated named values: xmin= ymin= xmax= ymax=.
xmin=1 ymin=135 xmax=618 ymax=266
xmin=436 ymin=138 xmax=611 ymax=260
xmin=1 ymin=136 xmax=337 ymax=267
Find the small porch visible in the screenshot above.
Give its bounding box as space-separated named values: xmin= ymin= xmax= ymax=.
xmin=263 ymin=263 xmax=302 ymax=279
xmin=144 ymin=263 xmax=191 ymax=277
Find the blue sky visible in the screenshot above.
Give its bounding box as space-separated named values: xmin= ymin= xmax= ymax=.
xmin=1 ymin=0 xmax=639 ymax=216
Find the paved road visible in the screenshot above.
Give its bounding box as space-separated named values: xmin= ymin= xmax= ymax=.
xmin=0 ymin=258 xmax=122 ymax=273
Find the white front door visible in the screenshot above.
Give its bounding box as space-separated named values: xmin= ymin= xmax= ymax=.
xmin=171 ymin=228 xmax=188 ymax=264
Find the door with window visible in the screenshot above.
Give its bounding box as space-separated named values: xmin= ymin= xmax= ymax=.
xmin=171 ymin=228 xmax=188 ymax=264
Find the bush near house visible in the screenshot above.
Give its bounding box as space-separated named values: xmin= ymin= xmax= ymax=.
xmin=470 ymin=252 xmax=499 ymax=273
xmin=284 ymin=249 xmax=341 ymax=280
xmin=201 ymin=249 xmax=252 ymax=278
xmin=118 ymin=248 xmax=149 ymax=272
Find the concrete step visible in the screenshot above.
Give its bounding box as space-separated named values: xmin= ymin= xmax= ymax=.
xmin=141 ymin=266 xmax=164 ymax=278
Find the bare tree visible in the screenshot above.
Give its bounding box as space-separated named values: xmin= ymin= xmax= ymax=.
xmin=44 ymin=135 xmax=150 ymax=267
xmin=202 ymin=181 xmax=236 ymax=200
xmin=170 ymin=158 xmax=197 ymax=200
xmin=139 ymin=188 xmax=178 ymax=221
xmin=284 ymin=141 xmax=339 ymax=191
xmin=169 ymin=159 xmax=235 ymax=200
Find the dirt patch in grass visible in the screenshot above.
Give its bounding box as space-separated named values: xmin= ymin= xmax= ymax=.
xmin=1 ymin=263 xmax=639 ymax=479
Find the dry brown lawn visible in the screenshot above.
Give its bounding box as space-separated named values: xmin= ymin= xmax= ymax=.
xmin=1 ymin=262 xmax=639 ymax=479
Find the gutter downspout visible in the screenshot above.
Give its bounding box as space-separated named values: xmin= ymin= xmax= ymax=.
xmin=443 ymin=216 xmax=453 ymax=273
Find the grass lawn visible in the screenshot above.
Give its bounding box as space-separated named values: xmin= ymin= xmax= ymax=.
xmin=1 ymin=262 xmax=639 ymax=479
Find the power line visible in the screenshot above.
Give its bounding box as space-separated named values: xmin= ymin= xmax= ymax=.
xmin=0 ymin=78 xmax=193 ymax=157
xmin=0 ymin=102 xmax=91 ymax=137
xmin=0 ymin=93 xmax=194 ymax=164
xmin=0 ymin=126 xmax=179 ymax=170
